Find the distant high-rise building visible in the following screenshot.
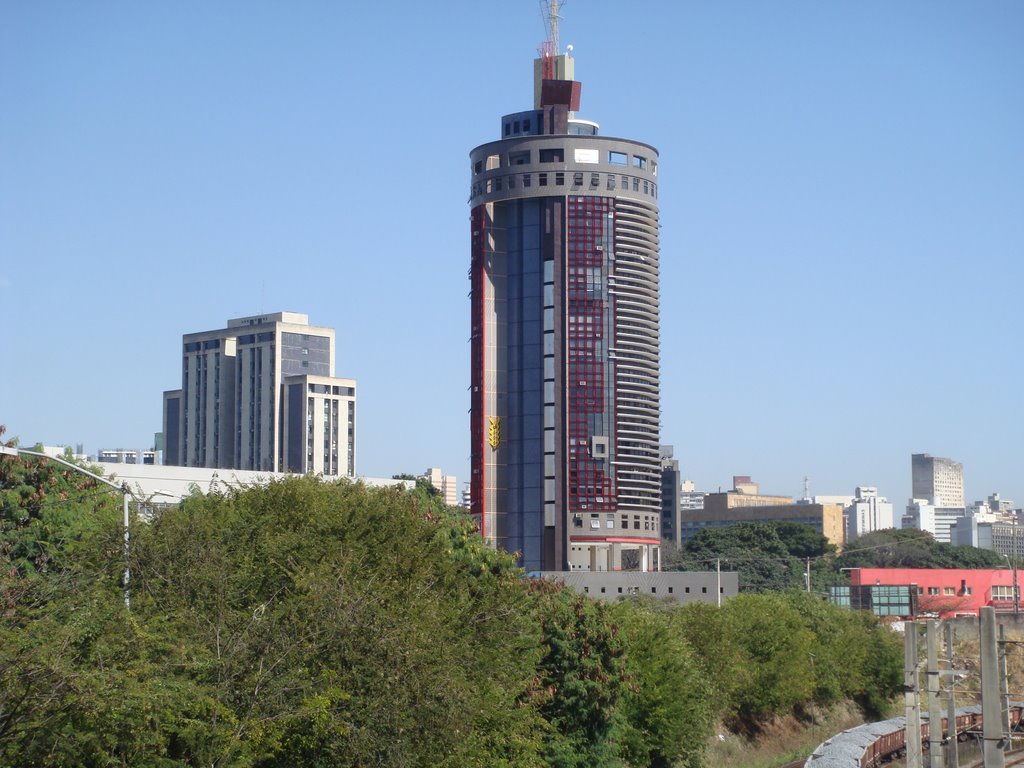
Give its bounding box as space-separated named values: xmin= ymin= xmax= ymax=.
xmin=845 ymin=486 xmax=895 ymax=541
xmin=421 ymin=467 xmax=459 ymax=507
xmin=911 ymin=453 xmax=965 ymax=508
xmin=950 ymin=514 xmax=1024 ymax=559
xmin=679 ymin=481 xmax=705 ymax=512
xmin=469 ymin=36 xmax=662 ymax=572
xmin=660 ymin=446 xmax=682 ymax=547
xmin=163 ymin=312 xmax=356 ymax=477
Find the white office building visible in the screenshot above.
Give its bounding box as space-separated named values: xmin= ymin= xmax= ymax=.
xmin=846 ymin=486 xmax=895 ymax=541
xmin=902 ymin=499 xmax=967 ymax=544
xmin=95 ymin=462 xmax=412 ymax=511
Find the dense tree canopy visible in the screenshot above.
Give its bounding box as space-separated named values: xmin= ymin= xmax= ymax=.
xmin=1 ymin=434 xmax=909 ymax=766
xmin=610 ymin=600 xmax=713 ymax=768
xmin=0 ymin=432 xmax=122 ymax=578
xmin=667 ymin=521 xmax=1006 ymax=594
xmin=675 ymin=593 xmax=902 ymax=733
xmin=837 ymin=528 xmax=1005 ymax=570
xmin=665 ymin=522 xmax=835 ymax=592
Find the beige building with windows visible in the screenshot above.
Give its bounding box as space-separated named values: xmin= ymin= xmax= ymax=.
xmin=911 ymin=453 xmax=965 ymax=508
xmin=421 ymin=467 xmax=459 ymax=507
xmin=679 ymin=478 xmax=845 ymax=548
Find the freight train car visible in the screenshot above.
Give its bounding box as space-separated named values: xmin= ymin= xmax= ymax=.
xmin=805 ymin=703 xmax=1023 ymax=768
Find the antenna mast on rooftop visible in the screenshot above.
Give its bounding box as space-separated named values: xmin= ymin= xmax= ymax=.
xmin=538 ymin=0 xmax=564 ymax=79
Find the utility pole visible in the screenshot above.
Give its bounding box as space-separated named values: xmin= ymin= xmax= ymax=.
xmin=906 ymin=622 xmax=924 ymax=768
xmin=1002 ymin=553 xmax=1019 ymax=620
xmin=945 ymin=621 xmax=959 ymax=768
xmin=716 ymin=558 xmax=721 ymax=607
xmin=980 ymin=607 xmax=1006 ymax=767
xmin=1014 ymin=543 xmax=1020 ymax=620
xmin=927 ymin=620 xmax=944 ymax=768
xmin=805 ymin=557 xmax=811 ymax=593
xmin=999 ymin=625 xmax=1011 ymax=749
xmin=1011 ymin=515 xmax=1020 ymax=618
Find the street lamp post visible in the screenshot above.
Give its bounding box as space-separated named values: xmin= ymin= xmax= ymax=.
xmin=1 ymin=445 xmax=133 ymax=609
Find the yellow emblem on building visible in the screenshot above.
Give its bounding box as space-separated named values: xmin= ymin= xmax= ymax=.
xmin=488 ymin=416 xmax=502 ymax=449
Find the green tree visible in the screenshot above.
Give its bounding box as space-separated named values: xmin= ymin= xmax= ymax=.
xmin=772 ymin=522 xmax=835 ymax=559
xmin=530 ymin=581 xmax=626 ymax=768
xmin=132 ymin=478 xmax=547 ymax=767
xmin=2 ymin=472 xmax=554 ymax=766
xmin=0 ymin=446 xmax=910 ymax=763
xmin=670 ymin=523 xmax=806 ymax=592
xmin=611 ymin=599 xmax=713 ymax=768
xmin=0 ymin=432 xmax=122 ymax=578
xmin=854 ymin=609 xmax=904 ymax=717
xmin=674 ymin=592 xmax=903 ymax=734
xmin=720 ymin=593 xmax=816 ymax=730
xmin=674 ymin=601 xmax=746 ymax=711
xmin=930 ymin=540 xmax=1005 ymax=568
xmin=837 ymin=528 xmax=1003 ymax=570
xmin=784 ymin=591 xmax=901 ymax=715
xmin=1 ymin=431 xmax=211 ymax=765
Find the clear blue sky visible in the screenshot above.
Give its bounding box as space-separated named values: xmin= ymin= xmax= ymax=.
xmin=2 ymin=1 xmax=1021 ymax=508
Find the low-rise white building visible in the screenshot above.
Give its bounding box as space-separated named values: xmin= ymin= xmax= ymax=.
xmin=96 ymin=462 xmax=411 ymax=509
xmin=96 ymin=448 xmax=159 ymax=465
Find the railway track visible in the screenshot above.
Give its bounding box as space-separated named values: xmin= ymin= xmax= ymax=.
xmin=965 ymin=748 xmax=1024 ymax=767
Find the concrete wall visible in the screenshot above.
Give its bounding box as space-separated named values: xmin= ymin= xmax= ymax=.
xmin=945 ymin=613 xmax=1024 ymax=643
xmin=535 ymin=570 xmax=738 ymax=605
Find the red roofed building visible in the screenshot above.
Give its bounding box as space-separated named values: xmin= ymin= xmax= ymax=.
xmin=850 ymin=568 xmax=1018 ymax=618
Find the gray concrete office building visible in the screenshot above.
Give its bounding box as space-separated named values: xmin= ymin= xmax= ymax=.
xmin=469 ymin=44 xmax=661 ymax=572
xmin=163 ymin=312 xmax=356 ymax=477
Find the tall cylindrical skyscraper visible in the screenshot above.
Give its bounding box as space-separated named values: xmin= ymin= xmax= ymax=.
xmin=469 ymin=46 xmax=661 ymax=572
